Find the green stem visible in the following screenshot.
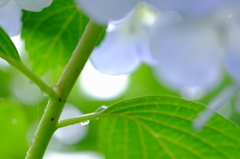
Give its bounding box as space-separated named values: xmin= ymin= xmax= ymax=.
xmin=55 ymin=20 xmax=104 ymax=100
xmin=25 ymin=97 xmax=63 ymax=159
xmin=25 ymin=20 xmax=105 ymax=159
xmin=0 ymin=53 xmax=56 ymax=98
xmin=57 ymin=112 xmax=102 ymax=128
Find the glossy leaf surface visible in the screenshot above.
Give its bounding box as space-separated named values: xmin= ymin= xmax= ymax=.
xmin=99 ymin=96 xmax=240 ymax=159
xmin=21 ymin=0 xmax=89 ymax=75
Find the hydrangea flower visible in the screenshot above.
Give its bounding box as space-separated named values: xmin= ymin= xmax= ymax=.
xmin=218 ymin=1 xmax=240 ymax=80
xmin=0 ymin=0 xmax=53 ymax=36
xmin=150 ymin=12 xmax=223 ymax=99
xmin=0 ymin=1 xmax=22 ymax=36
xmin=76 ymin=0 xmax=226 ymax=25
xmin=78 ymin=1 xmax=240 ymax=99
xmin=77 ymin=0 xmax=240 ymax=129
xmin=149 ymin=1 xmax=240 ymax=99
xmin=85 ymin=2 xmax=222 ymax=98
xmin=90 ymin=3 xmax=158 ymax=75
xmin=75 ymin=0 xmax=140 ymax=25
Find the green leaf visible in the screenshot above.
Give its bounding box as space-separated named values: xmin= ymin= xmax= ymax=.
xmin=21 ymin=0 xmax=89 ymax=75
xmin=0 ymin=27 xmax=20 ymax=62
xmin=98 ymin=96 xmax=240 ymax=159
xmin=0 ymin=99 xmax=29 ymax=158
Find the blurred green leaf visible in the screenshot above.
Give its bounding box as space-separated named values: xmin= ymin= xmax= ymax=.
xmin=0 ymin=27 xmax=20 ymax=62
xmin=0 ymin=99 xmax=29 ymax=159
xmin=99 ymin=96 xmax=240 ymax=159
xmin=21 ymin=0 xmax=89 ymax=75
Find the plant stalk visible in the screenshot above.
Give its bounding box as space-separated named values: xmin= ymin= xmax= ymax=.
xmin=0 ymin=53 xmax=56 ymax=98
xmin=25 ymin=20 xmax=105 ymax=159
xmin=57 ymin=112 xmax=102 ymax=128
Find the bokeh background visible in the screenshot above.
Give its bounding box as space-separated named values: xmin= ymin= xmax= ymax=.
xmin=3 ymin=0 xmax=240 ymax=158
xmin=0 ymin=33 xmax=239 ymax=159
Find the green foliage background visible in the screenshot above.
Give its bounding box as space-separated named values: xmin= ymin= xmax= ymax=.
xmin=0 ymin=0 xmax=240 ymax=158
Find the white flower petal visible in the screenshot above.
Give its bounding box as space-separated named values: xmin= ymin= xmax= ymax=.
xmin=14 ymin=0 xmax=52 ymax=12
xmin=150 ymin=20 xmax=223 ymax=93
xmin=0 ymin=0 xmax=22 ymax=36
xmin=91 ymin=30 xmax=141 ymax=75
xmin=135 ymin=38 xmax=156 ymax=66
xmin=76 ymin=0 xmax=140 ymax=25
xmin=0 ymin=0 xmax=9 ymax=7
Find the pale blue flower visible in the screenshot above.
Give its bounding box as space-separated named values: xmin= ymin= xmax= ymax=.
xmin=75 ymin=0 xmax=140 ymax=25
xmin=150 ymin=12 xmax=223 ymax=98
xmin=0 ymin=0 xmax=22 ymax=36
xmin=148 ymin=1 xmax=240 ymax=97
xmin=14 ymin=0 xmax=53 ymax=12
xmin=91 ymin=3 xmax=158 ymax=75
xmin=76 ymin=0 xmax=226 ymax=25
xmin=219 ymin=2 xmax=240 ymax=79
xmin=0 ymin=0 xmax=52 ymax=36
xmin=79 ymin=0 xmax=240 ymax=99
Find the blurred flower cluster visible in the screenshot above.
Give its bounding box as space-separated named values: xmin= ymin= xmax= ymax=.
xmin=77 ymin=0 xmax=240 ymax=100
xmin=1 ymin=0 xmax=240 ymax=101
xmin=0 ymin=0 xmax=52 ymax=36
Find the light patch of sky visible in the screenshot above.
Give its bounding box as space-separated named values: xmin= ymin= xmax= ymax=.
xmin=79 ymin=61 xmax=129 ymax=100
xmin=53 ymin=103 xmax=88 ymax=145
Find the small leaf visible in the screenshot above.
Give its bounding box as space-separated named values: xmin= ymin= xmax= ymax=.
xmin=21 ymin=0 xmax=89 ymax=75
xmin=0 ymin=27 xmax=20 ymax=61
xmin=98 ymin=96 xmax=240 ymax=159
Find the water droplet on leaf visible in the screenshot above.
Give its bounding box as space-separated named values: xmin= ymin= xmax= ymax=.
xmin=79 ymin=120 xmax=90 ymax=126
xmin=95 ymin=105 xmax=108 ymax=112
